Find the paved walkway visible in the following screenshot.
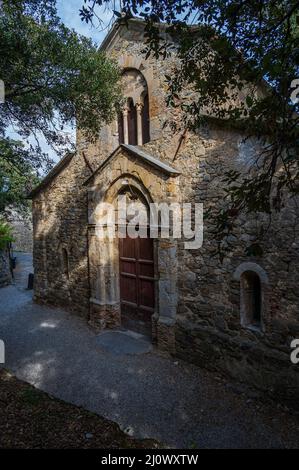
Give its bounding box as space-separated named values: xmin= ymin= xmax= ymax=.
xmin=0 ymin=253 xmax=299 ymax=449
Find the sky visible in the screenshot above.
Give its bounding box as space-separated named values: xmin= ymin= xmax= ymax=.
xmin=8 ymin=0 xmax=117 ymax=166
xmin=56 ymin=0 xmax=115 ymax=46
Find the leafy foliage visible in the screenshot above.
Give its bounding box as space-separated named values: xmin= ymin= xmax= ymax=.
xmin=0 ymin=219 xmax=14 ymax=250
xmin=0 ymin=139 xmax=40 ymax=213
xmin=0 ymin=0 xmax=122 ymax=212
xmin=81 ymin=1 xmax=299 ymax=257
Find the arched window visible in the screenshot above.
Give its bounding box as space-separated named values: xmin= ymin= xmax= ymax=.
xmin=241 ymin=271 xmax=262 ymax=329
xmin=118 ymin=69 xmax=150 ymax=146
xmin=62 ymin=248 xmax=69 ymax=279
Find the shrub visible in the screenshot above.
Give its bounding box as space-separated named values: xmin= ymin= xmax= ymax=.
xmin=0 ymin=220 xmax=14 ymax=251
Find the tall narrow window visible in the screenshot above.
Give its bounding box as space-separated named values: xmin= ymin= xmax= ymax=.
xmin=241 ymin=271 xmax=262 ymax=329
xmin=62 ymin=248 xmax=69 ymax=279
xmin=128 ymin=98 xmax=137 ymax=145
xmin=142 ymin=93 xmax=150 ymax=144
xmin=118 ymin=112 xmax=124 ymax=144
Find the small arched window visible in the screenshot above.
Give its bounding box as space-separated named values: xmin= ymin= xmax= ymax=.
xmin=241 ymin=271 xmax=262 ymax=329
xmin=62 ymin=248 xmax=69 ymax=279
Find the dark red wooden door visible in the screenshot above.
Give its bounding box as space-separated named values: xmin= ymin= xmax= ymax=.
xmin=119 ymin=234 xmax=155 ymax=336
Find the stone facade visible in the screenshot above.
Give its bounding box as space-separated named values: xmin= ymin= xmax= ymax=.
xmin=86 ymin=145 xmax=180 ymax=339
xmin=31 ymin=151 xmax=91 ymax=317
xmin=31 ymin=19 xmax=299 ymax=406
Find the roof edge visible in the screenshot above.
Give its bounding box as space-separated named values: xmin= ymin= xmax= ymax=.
xmin=98 ymin=17 xmax=181 ymax=52
xmin=84 ymin=144 xmax=180 ymax=186
xmin=28 ymin=152 xmax=75 ymax=199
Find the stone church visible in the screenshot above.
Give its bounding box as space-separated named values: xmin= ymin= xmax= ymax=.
xmin=30 ymin=19 xmax=299 ymax=403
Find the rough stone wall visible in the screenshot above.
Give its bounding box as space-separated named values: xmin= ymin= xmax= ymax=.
xmin=140 ymin=110 xmax=299 ymax=403
xmin=171 ymin=128 xmax=299 ymax=406
xmin=32 ymin=153 xmax=92 ymax=317
xmin=90 ymin=23 xmax=299 ymax=402
xmin=32 ymin=20 xmax=299 ymax=403
xmin=7 ymin=210 xmax=33 ymax=253
xmin=77 ymin=22 xmax=177 ymax=166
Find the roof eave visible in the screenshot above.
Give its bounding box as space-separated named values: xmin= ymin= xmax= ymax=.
xmin=28 ymin=152 xmax=75 ymax=199
xmin=84 ymin=144 xmax=180 ymax=187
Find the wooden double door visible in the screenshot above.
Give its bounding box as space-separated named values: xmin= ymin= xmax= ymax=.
xmin=119 ymin=234 xmax=155 ymax=336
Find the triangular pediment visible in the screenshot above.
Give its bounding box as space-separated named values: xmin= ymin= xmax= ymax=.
xmin=84 ymin=144 xmax=180 ymax=187
xmin=99 ymin=18 xmax=146 ymax=53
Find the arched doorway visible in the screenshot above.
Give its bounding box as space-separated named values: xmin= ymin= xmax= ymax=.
xmin=87 ymin=153 xmax=180 ymax=353
xmin=117 ymin=186 xmax=155 ymax=337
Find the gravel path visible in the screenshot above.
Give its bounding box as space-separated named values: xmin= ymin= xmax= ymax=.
xmin=0 ymin=253 xmax=299 ymax=449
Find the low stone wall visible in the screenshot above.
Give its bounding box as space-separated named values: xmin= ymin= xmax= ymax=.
xmin=175 ymin=320 xmax=299 ymax=409
xmin=8 ymin=211 xmax=33 ymax=253
xmin=0 ymin=250 xmax=11 ymax=287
